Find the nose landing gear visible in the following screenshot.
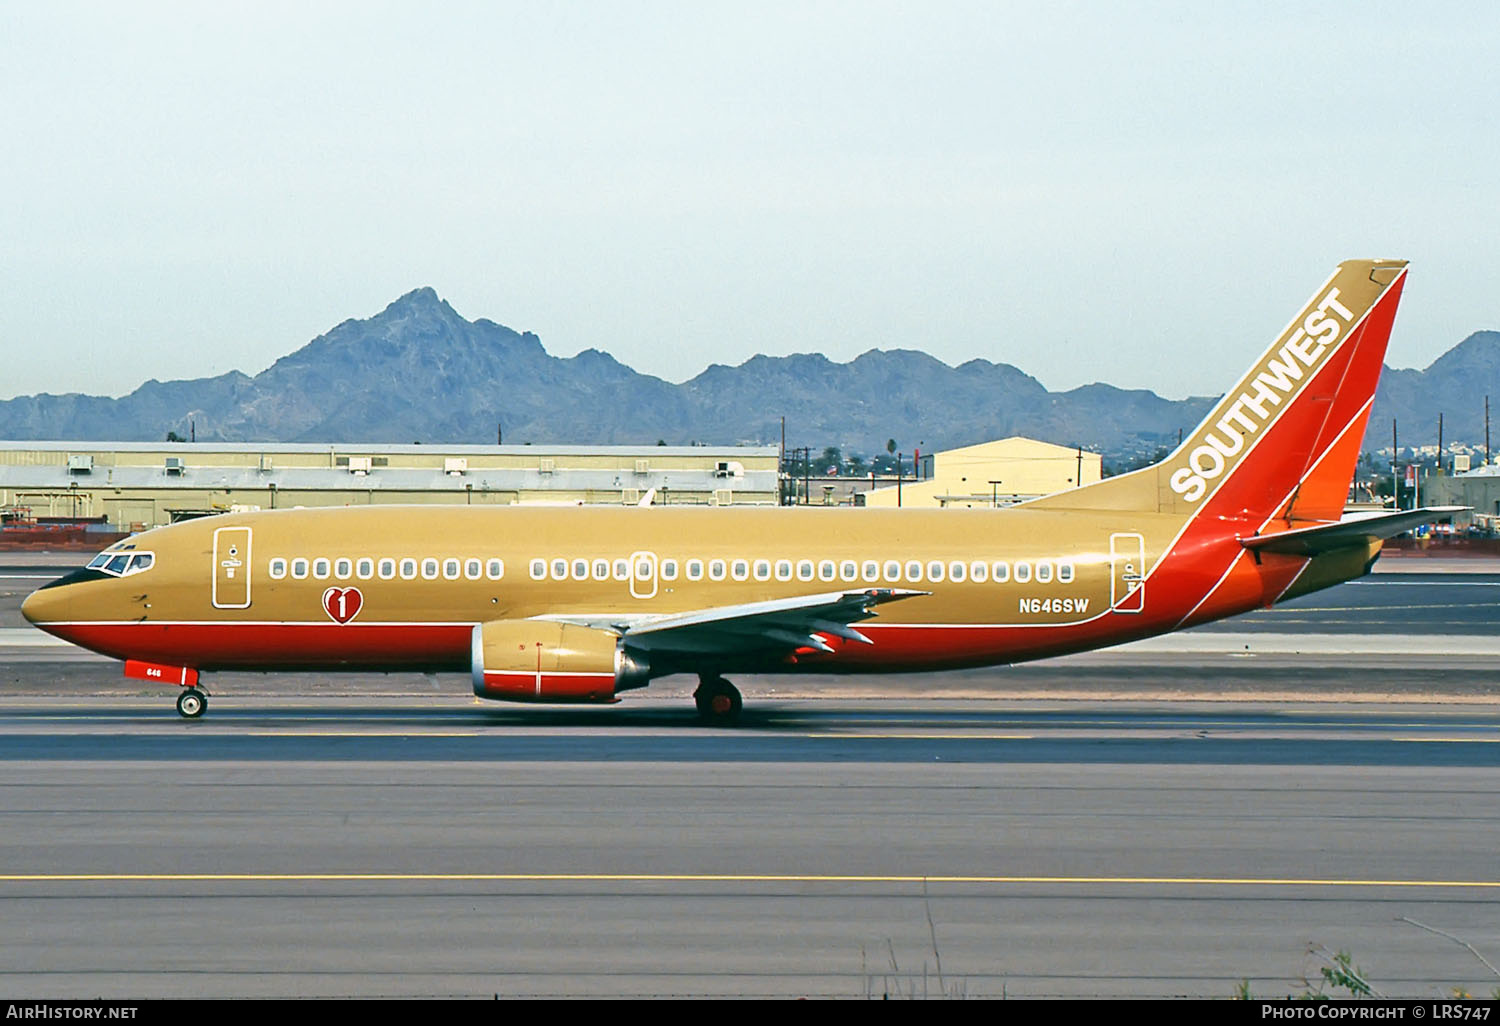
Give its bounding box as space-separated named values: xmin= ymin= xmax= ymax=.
xmin=175 ymin=687 xmax=208 ymax=719
xmin=694 ymin=675 xmax=742 ymax=726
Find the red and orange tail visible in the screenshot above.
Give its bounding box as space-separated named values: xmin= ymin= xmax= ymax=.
xmin=1026 ymin=259 xmax=1408 ymax=524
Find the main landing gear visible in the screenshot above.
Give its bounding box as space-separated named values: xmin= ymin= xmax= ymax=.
xmin=694 ymin=675 xmax=742 ymax=727
xmin=175 ymin=687 xmax=208 ymax=719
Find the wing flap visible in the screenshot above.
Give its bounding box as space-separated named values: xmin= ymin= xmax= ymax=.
xmin=618 ymin=587 xmax=926 ymax=655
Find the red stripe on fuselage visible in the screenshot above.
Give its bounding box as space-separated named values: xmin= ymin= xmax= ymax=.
xmin=50 ymin=622 xmax=474 ymax=673
xmin=51 ymin=611 xmax=1196 ymax=677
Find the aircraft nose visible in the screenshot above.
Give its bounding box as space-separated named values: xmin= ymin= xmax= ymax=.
xmin=20 ymin=582 xmax=69 ymax=626
xmin=20 ymin=569 xmax=95 ymax=626
xmin=20 ymin=586 xmax=51 ymax=625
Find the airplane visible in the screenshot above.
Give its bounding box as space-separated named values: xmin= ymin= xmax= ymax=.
xmin=21 ymin=259 xmax=1453 ymax=723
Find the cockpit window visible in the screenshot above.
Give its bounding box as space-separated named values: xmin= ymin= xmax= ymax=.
xmin=86 ymin=550 xmax=156 ymax=578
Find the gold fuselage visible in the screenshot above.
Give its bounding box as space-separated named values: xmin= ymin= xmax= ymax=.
xmin=21 ymin=502 xmax=1305 ymax=677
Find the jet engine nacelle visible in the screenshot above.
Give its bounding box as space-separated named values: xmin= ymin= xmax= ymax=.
xmin=470 ymin=619 xmax=649 ymax=703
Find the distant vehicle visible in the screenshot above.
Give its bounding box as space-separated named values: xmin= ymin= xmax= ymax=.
xmin=23 ymin=260 xmax=1451 ymax=722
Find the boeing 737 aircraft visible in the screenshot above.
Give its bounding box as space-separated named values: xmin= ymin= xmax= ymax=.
xmin=22 ymin=259 xmax=1449 ymax=722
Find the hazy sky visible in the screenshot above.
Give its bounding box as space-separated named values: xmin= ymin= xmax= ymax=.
xmin=2 ymin=1 xmax=1497 ymax=402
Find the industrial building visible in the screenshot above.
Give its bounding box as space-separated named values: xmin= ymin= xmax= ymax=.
xmin=860 ymin=437 xmax=1102 ymax=508
xmin=0 ymin=441 xmax=779 ymax=532
xmin=1417 ymin=462 xmax=1500 ymax=530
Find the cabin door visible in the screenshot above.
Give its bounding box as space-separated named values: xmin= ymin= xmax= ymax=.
xmin=212 ymin=526 xmax=253 ymax=609
xmin=1109 ymin=532 xmax=1145 ymax=613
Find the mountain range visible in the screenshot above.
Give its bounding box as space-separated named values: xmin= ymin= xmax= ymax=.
xmin=1 ymin=288 xmax=1493 ymax=463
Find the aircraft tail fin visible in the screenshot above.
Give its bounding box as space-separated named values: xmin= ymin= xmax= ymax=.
xmin=1023 ymin=259 xmax=1409 ymax=522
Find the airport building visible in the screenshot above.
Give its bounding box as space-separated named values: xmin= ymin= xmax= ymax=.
xmin=860 ymin=437 xmax=1102 ymax=508
xmin=0 ymin=441 xmax=780 ymax=532
xmin=1417 ymin=462 xmax=1500 ymax=530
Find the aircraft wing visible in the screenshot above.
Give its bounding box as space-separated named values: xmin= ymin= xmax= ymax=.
xmin=1240 ymin=506 xmax=1468 ymax=557
xmin=550 ymin=588 xmax=927 ymax=655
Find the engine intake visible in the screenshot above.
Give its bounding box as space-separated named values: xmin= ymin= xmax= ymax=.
xmin=470 ymin=620 xmax=649 ymax=703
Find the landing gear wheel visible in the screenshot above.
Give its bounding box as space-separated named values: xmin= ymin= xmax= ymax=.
xmin=176 ymin=688 xmax=207 ymax=719
xmin=694 ymin=676 xmax=742 ymax=727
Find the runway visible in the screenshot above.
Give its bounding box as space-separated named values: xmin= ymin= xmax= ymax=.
xmin=1 ymin=557 xmax=1497 ymax=997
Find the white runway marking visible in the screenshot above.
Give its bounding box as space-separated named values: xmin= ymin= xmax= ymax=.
xmin=1352 ymin=580 xmax=1500 ymax=586
xmin=0 ymin=629 xmax=69 ymax=646
xmin=1116 ymin=632 xmax=1500 ymax=655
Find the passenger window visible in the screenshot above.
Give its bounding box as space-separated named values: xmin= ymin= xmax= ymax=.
xmin=709 ymin=559 xmax=726 ymax=581
xmin=572 ymin=559 xmax=589 ymax=580
xmin=529 ymin=559 xmax=546 ymax=581
xmin=465 ymin=559 xmax=483 ymax=580
xmin=841 ymin=560 xmax=858 ymax=582
xmin=357 ymin=558 xmax=375 ymax=580
xmin=635 ymin=557 xmax=654 ymax=580
xmin=1035 ymin=560 xmax=1053 ymax=584
xmin=592 ymin=559 xmax=610 ymax=581
xmin=731 ymin=559 xmax=749 ymax=581
xmin=949 ymin=561 xmax=966 ymax=583
xmin=334 ymin=558 xmax=353 ymax=580
xmin=661 ymin=559 xmax=678 ymax=581
xmin=269 ymin=557 xmax=288 ymax=580
xmin=797 ymin=560 xmax=814 ymax=581
xmin=686 ymin=559 xmax=704 ymax=581
xmin=486 ymin=558 xmax=505 ymax=580
xmin=400 ymin=558 xmax=419 ymax=580
xmin=378 ymin=558 xmax=397 ymax=580
xmin=754 ymin=559 xmax=771 ymax=581
xmin=291 ymin=558 xmax=309 ymax=580
xmin=551 ymin=559 xmax=568 ymax=580
xmin=970 ymin=560 xmax=988 ymax=583
xmin=883 ymin=560 xmax=901 ymax=582
xmin=313 ymin=558 xmax=331 ymax=580
xmin=443 ymin=558 xmax=461 ymax=580
xmin=774 ymin=559 xmax=792 ymax=581
xmin=926 ymin=561 xmax=945 ymax=583
xmin=613 ymin=559 xmax=630 ymax=581
xmin=819 ymin=560 xmax=837 ymax=582
xmin=862 ymin=561 xmax=880 ymax=582
xmin=992 ymin=561 xmax=1010 ymax=583
xmin=905 ymin=560 xmax=923 ymax=582
xmin=1057 ymin=561 xmax=1075 ymax=584
xmin=1014 ymin=561 xmax=1032 ymax=583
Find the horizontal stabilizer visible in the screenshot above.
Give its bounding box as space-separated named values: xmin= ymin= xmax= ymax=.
xmin=1241 ymin=507 xmax=1468 ymax=557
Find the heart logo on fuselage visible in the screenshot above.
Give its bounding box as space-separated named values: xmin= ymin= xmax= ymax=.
xmin=321 ymin=586 xmax=363 ymax=625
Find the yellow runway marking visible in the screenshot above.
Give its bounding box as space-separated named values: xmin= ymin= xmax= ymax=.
xmin=1 ymin=872 xmax=1497 ymax=888
xmin=249 ymin=731 xmax=478 ymax=738
xmin=808 ymin=733 xmax=1033 ymax=740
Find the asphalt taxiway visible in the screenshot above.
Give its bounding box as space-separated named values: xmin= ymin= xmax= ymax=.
xmin=0 ymin=556 xmax=1496 ymax=998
